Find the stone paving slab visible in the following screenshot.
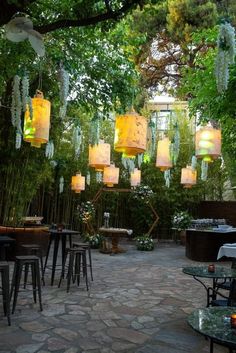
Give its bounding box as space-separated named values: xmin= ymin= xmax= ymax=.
xmin=0 ymin=242 xmax=230 ymax=352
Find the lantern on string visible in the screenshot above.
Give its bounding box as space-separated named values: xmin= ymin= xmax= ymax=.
xmin=181 ymin=166 xmax=197 ymax=188
xmin=130 ymin=168 xmax=141 ymax=187
xmin=71 ymin=173 xmax=85 ymax=193
xmin=195 ymin=126 xmax=221 ymax=162
xmin=114 ymin=110 xmax=147 ymax=158
xmin=156 ymin=137 xmax=172 ymax=171
xmin=89 ymin=140 xmax=110 ymax=171
xmin=103 ymin=164 xmax=119 ymax=187
xmin=23 ymin=90 xmax=51 ymax=148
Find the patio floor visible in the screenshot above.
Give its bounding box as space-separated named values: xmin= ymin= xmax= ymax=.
xmin=0 ymin=241 xmax=229 ymax=353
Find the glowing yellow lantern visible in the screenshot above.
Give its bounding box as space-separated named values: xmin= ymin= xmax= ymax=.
xmin=71 ymin=173 xmax=85 ymax=193
xmin=89 ymin=140 xmax=110 ymax=171
xmin=195 ymin=126 xmax=221 ymax=162
xmin=130 ymin=168 xmax=141 ymax=187
xmin=114 ymin=111 xmax=147 ymax=158
xmin=103 ymin=164 xmax=119 ymax=187
xmin=181 ymin=166 xmax=197 ymax=188
xmin=24 ymin=90 xmax=51 ymax=148
xmin=156 ymin=137 xmax=172 ymax=171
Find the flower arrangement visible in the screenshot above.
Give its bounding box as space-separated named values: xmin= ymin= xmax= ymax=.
xmin=136 ymin=235 xmax=154 ymax=251
xmin=83 ymin=233 xmax=103 ymax=249
xmin=132 ymin=185 xmax=154 ymax=202
xmin=215 ymin=21 xmax=235 ymax=93
xmin=76 ymin=201 xmax=95 ymax=223
xmin=172 ymin=211 xmax=192 ymax=231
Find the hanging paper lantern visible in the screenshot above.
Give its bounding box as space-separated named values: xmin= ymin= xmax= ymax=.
xmin=71 ymin=173 xmax=85 ymax=193
xmin=103 ymin=164 xmax=119 ymax=187
xmin=130 ymin=168 xmax=141 ymax=187
xmin=114 ymin=111 xmax=147 ymax=158
xmin=195 ymin=126 xmax=221 ymax=162
xmin=181 ymin=166 xmax=197 ymax=188
xmin=156 ymin=137 xmax=172 ymax=171
xmin=24 ymin=90 xmax=51 ymax=148
xmin=89 ymin=140 xmax=110 ymax=171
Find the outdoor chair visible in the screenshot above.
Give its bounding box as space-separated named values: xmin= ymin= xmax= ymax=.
xmin=21 ymin=244 xmax=45 ymax=286
xmin=58 ymin=247 xmax=89 ymax=292
xmin=10 ymin=255 xmax=43 ymax=313
xmin=215 ymin=261 xmax=236 ymax=291
xmin=0 ymin=262 xmax=11 ymax=325
xmin=207 ymin=279 xmax=236 ymax=307
xmin=72 ymin=242 xmax=93 ymax=281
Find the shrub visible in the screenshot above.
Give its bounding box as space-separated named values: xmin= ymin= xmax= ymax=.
xmin=136 ymin=235 xmax=154 ymax=251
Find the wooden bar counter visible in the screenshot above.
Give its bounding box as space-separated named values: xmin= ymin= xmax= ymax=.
xmin=186 ymin=228 xmax=236 ymax=262
xmin=0 ymin=225 xmax=50 ymax=259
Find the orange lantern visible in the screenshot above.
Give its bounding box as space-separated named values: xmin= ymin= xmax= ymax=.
xmin=130 ymin=168 xmax=141 ymax=187
xmin=114 ymin=110 xmax=147 ymax=158
xmin=195 ymin=126 xmax=221 ymax=162
xmin=89 ymin=140 xmax=110 ymax=171
xmin=181 ymin=166 xmax=197 ymax=188
xmin=71 ymin=173 xmax=85 ymax=193
xmin=156 ymin=137 xmax=172 ymax=171
xmin=24 ymin=90 xmax=51 ymax=148
xmin=103 ymin=164 xmax=119 ymax=187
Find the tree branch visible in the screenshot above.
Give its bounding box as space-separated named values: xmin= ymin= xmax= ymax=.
xmin=35 ymin=0 xmax=140 ymax=34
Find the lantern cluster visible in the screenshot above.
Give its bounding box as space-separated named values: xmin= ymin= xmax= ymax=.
xmin=130 ymin=168 xmax=141 ymax=187
xmin=195 ymin=126 xmax=221 ymax=163
xmin=89 ymin=140 xmax=110 ymax=171
xmin=23 ymin=91 xmax=51 ymax=148
xmin=114 ymin=111 xmax=147 ymax=158
xmin=103 ymin=164 xmax=119 ymax=187
xmin=181 ymin=166 xmax=197 ymax=188
xmin=156 ymin=137 xmax=172 ymax=171
xmin=71 ymin=173 xmax=85 ymax=193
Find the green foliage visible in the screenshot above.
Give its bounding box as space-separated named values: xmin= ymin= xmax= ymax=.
xmin=135 ymin=235 xmax=154 ymax=251
xmin=172 ymin=210 xmax=192 ymax=230
xmin=82 ymin=233 xmax=103 ymax=249
xmin=76 ymin=201 xmax=95 ymax=224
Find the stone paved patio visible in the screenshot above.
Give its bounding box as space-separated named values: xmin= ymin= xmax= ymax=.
xmin=0 ymin=242 xmax=230 ymax=352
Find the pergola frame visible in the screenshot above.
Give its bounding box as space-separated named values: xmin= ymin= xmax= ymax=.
xmin=92 ymin=187 xmax=159 ymax=236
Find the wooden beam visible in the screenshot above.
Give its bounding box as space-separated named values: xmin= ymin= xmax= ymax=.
xmin=102 ymin=188 xmax=132 ymax=193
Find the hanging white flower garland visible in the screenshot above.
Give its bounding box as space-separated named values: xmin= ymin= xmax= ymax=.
xmin=58 ymin=65 xmax=69 ymax=119
xmin=215 ymin=22 xmax=235 ymax=93
xmin=191 ymin=156 xmax=197 ymax=170
xmin=45 ymin=141 xmax=54 ymax=159
xmin=59 ymin=176 xmax=64 ymax=194
xmin=73 ymin=125 xmax=82 ymax=157
xmin=11 ymin=74 xmax=31 ymax=149
xmin=164 ymin=169 xmax=171 ymax=188
xmin=201 ymin=160 xmax=208 ymax=181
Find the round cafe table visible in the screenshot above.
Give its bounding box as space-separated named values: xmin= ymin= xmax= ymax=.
xmin=99 ymin=227 xmax=133 ymax=254
xmin=188 ymin=307 xmax=236 ymax=353
xmin=183 ymin=266 xmax=236 ymax=306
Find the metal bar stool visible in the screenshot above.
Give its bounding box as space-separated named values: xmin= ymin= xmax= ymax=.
xmin=0 ymin=262 xmax=11 ymax=325
xmin=58 ymin=247 xmax=89 ymax=292
xmin=21 ymin=244 xmax=45 ymax=286
xmin=72 ymin=242 xmax=93 ymax=281
xmin=10 ymin=255 xmax=43 ymax=314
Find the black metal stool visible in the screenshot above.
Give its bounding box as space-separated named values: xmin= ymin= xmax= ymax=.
xmin=21 ymin=244 xmax=45 ymax=286
xmin=58 ymin=248 xmax=89 ymax=292
xmin=72 ymin=242 xmax=93 ymax=281
xmin=10 ymin=255 xmax=43 ymax=313
xmin=0 ymin=262 xmax=11 ymax=325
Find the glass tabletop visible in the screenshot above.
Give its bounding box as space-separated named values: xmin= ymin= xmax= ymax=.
xmin=188 ymin=307 xmax=236 ymax=347
xmin=183 ymin=266 xmax=236 ymax=279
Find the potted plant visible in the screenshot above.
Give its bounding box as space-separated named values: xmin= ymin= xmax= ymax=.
xmin=172 ymin=211 xmax=192 ymax=245
xmin=83 ymin=233 xmax=103 ymax=249
xmin=135 ymin=235 xmax=154 ymax=251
